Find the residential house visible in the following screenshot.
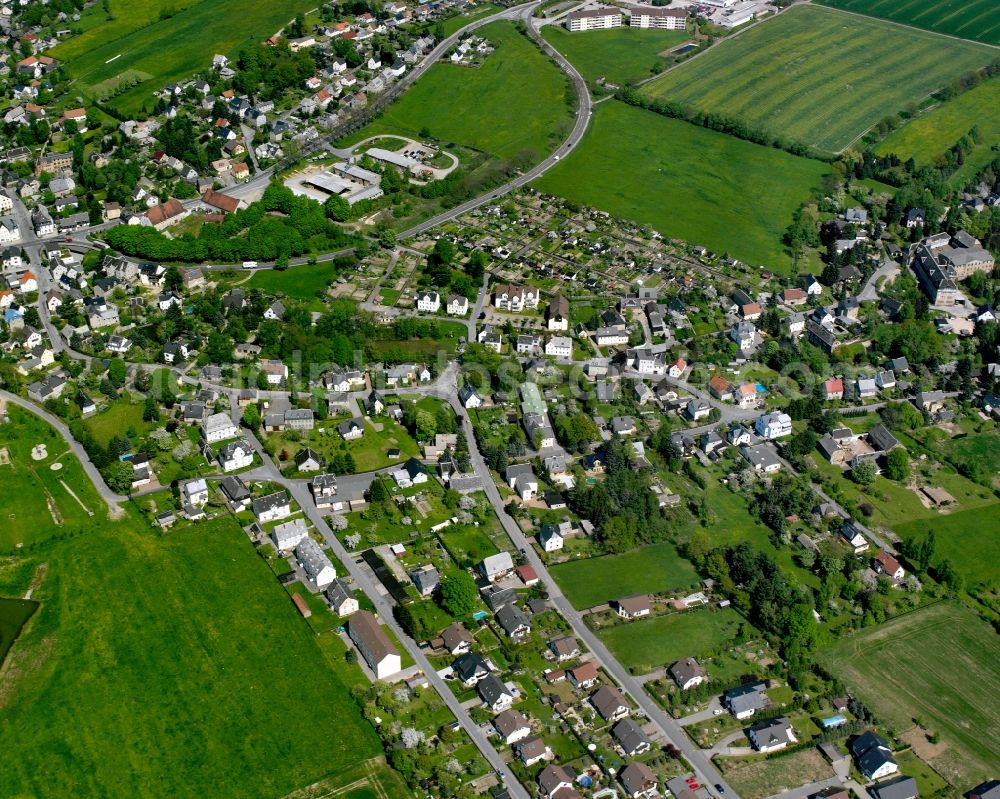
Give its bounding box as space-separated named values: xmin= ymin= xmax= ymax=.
xmin=338 ymin=417 xmax=365 ymax=440
xmin=311 ymin=473 xmax=339 ymax=509
xmin=454 ymin=652 xmax=491 ymax=686
xmin=392 ymin=457 xmax=428 ymax=488
xmin=446 ymin=294 xmax=469 ymax=315
xmin=219 ymin=475 xmax=251 ymax=511
xmin=480 ymin=551 xmax=515 ymax=583
xmin=295 ymin=447 xmax=323 ymax=473
xmin=441 ymin=622 xmax=475 ymax=656
xmin=182 ymin=478 xmax=209 ymax=507
xmin=296 ymin=537 xmax=336 ymax=589
xmin=740 ymin=443 xmax=782 ymax=473
xmin=218 ymin=439 xmax=254 ymax=472
xmin=613 ymin=718 xmax=652 ymax=756
xmin=349 ymin=610 xmax=401 ymax=679
xmin=477 ymin=674 xmax=515 ymax=713
xmin=272 ymin=518 xmax=310 ymax=553
xmin=202 ymin=412 xmax=239 ymax=443
xmin=749 ymin=717 xmax=796 ymax=752
xmin=724 ymin=682 xmax=768 ymax=719
xmin=547 ymin=295 xmax=569 ymax=330
xmin=613 ymin=595 xmax=651 ymax=620
xmin=873 ymin=550 xmax=905 ymax=581
xmin=252 ymin=490 xmax=291 ymax=523
xmin=619 ymin=762 xmax=658 ymax=799
xmin=852 ymin=730 xmax=900 ymax=781
xmin=538 ymin=765 xmax=576 ymax=798
xmin=505 ymin=463 xmax=538 ymax=501
xmin=755 ymin=412 xmax=792 ymax=439
xmin=590 ymin=685 xmax=630 ymax=722
xmin=548 ymin=636 xmax=580 ymax=662
xmin=496 ymin=603 xmax=531 ymax=641
xmin=515 ymin=736 xmax=551 ymax=767
xmin=668 ymin=658 xmax=706 ymax=690
xmin=871 ymin=778 xmax=918 ymax=799
xmin=493 ymin=709 xmax=531 ymax=744
xmin=823 ymin=378 xmax=844 ymax=401
xmin=539 ymin=524 xmax=565 ymax=552
xmin=567 ymin=661 xmax=600 ymax=690
xmin=493 ymin=283 xmax=539 ymax=311
xmin=840 ymin=521 xmax=870 ymax=554
xmin=408 ymin=564 xmax=439 ymax=597
xmin=708 ymin=374 xmax=735 ymax=402
xmin=416 ymin=290 xmax=440 ymax=313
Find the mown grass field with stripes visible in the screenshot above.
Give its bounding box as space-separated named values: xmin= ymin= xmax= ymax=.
xmin=641 ymin=5 xmax=997 ymax=152
xmin=819 ymin=0 xmax=1000 ymax=46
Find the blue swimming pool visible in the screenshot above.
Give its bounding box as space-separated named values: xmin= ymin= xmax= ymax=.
xmin=755 ymin=383 xmax=767 ymax=393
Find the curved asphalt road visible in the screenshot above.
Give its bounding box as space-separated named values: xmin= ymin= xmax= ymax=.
xmin=398 ymin=6 xmax=592 ymax=240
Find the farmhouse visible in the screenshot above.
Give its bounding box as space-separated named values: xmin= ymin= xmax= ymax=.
xmin=349 ymin=610 xmax=401 ymax=679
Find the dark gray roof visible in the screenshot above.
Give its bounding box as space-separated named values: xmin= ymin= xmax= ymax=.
xmin=477 ymin=673 xmax=512 ymax=705
xmin=612 ymin=717 xmax=651 ymax=754
xmin=871 ymin=777 xmax=917 ymax=799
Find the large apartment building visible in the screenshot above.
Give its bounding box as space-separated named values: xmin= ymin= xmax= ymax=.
xmin=627 ymin=6 xmax=688 ymax=29
xmin=911 ymin=231 xmax=994 ymax=306
xmin=565 ymin=6 xmax=622 ymax=31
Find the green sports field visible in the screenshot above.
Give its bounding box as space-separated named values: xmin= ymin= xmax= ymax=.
xmin=597 ymin=608 xmax=744 ymax=672
xmin=641 ymin=5 xmax=997 ymax=152
xmin=876 ymin=77 xmax=1000 ymax=181
xmin=817 ymin=602 xmax=1000 ymax=787
xmin=51 ymin=0 xmax=317 ymax=114
xmin=533 ymin=100 xmax=829 ymax=271
xmin=339 ymin=21 xmax=573 ymax=162
xmin=819 ymin=0 xmax=1000 ymax=46
xmin=0 ymin=516 xmax=383 ymax=798
xmin=549 ymin=541 xmax=699 ymax=609
xmin=541 ymin=25 xmax=690 ymax=89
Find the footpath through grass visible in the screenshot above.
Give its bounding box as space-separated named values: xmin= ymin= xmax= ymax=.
xmin=817 ymin=602 xmax=1000 ymax=788
xmin=0 ymin=517 xmax=382 ymax=798
xmin=550 ymin=540 xmax=699 ymax=609
xmin=533 ymin=100 xmax=828 ymax=272
xmin=541 ymin=25 xmax=690 ymax=89
xmin=340 ymin=21 xmax=574 ymax=162
xmin=819 ymin=0 xmax=1000 ymax=46
xmin=0 ymin=406 xmax=106 ymax=550
xmin=641 ymin=4 xmax=996 ymax=152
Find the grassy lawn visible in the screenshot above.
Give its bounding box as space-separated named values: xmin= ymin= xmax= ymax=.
xmin=440 ymin=3 xmax=503 ymax=36
xmin=550 ymin=541 xmax=699 ymax=609
xmin=894 ymin=505 xmax=1000 ymax=589
xmin=817 ymin=602 xmax=1000 ymax=788
xmin=438 ymin=524 xmax=499 ymax=567
xmin=819 ymin=0 xmax=1000 ymax=45
xmin=0 ymin=516 xmax=383 ymax=798
xmin=52 ymin=0 xmax=317 ymax=114
xmin=939 ymin=431 xmax=1000 ymax=476
xmin=641 ymin=4 xmax=997 ymax=152
xmin=597 ymin=607 xmax=745 ymax=673
xmin=246 ymin=262 xmax=341 ymax=300
xmin=339 ymin=21 xmax=573 ymax=162
xmin=83 ymin=394 xmax=153 ymax=447
xmin=345 ymin=419 xmax=421 ymax=472
xmin=0 ymin=406 xmax=107 ymax=550
xmin=541 ymin=25 xmax=690 ymax=88
xmin=876 ymin=77 xmax=1000 ymax=182
xmin=533 ymin=100 xmax=829 ymax=272
xmin=717 ymin=748 xmax=835 ymax=799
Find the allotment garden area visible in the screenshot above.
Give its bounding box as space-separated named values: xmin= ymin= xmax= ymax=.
xmin=533 ymin=100 xmax=829 ymax=272
xmin=817 ymin=602 xmax=1000 ymax=788
xmin=641 ymin=4 xmax=997 ymax=152
xmin=819 ymin=0 xmax=1000 ymax=46
xmin=50 ymin=0 xmax=318 ymax=114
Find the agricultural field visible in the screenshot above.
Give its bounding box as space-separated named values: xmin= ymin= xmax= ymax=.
xmin=541 ymin=25 xmax=690 ymax=88
xmin=819 ymin=0 xmax=1000 ymax=46
xmin=339 ymin=22 xmax=574 ymax=162
xmin=533 ymin=100 xmax=829 ymax=271
xmin=0 ymin=406 xmax=107 ymax=550
xmin=597 ymin=608 xmax=745 ymax=673
xmin=51 ymin=0 xmax=317 ymax=114
xmin=817 ymin=602 xmax=1000 ymax=787
xmin=876 ymin=77 xmax=1000 ymax=181
xmin=641 ymin=5 xmax=997 ymax=152
xmin=550 ymin=540 xmax=699 ymax=609
xmin=0 ymin=516 xmax=383 ymax=799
